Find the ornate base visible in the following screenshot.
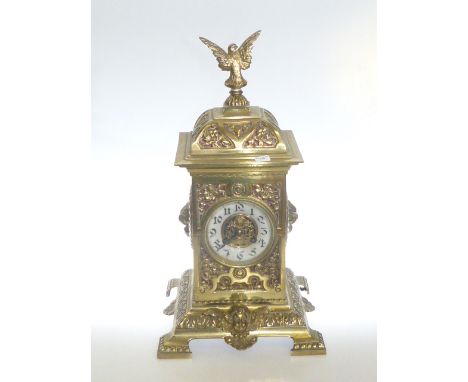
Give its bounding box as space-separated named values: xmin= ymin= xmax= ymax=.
xmin=157 ymin=268 xmax=325 ymax=359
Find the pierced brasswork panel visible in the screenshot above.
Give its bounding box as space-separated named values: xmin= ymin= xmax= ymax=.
xmin=199 ymin=242 xmax=281 ymax=293
xmin=244 ymin=121 xmax=279 ymax=148
xmin=198 ymin=124 xmax=235 ymax=149
xmin=199 ymin=247 xmax=230 ymax=292
xmin=196 ymin=183 xmax=228 ymax=214
xmin=215 ymin=275 xmax=265 ymax=291
xmin=251 ymin=183 xmax=281 ymax=214
xmin=250 ymin=244 xmax=281 ymax=290
xmin=223 ymin=122 xmax=254 ymax=139
xmin=196 ymin=182 xmax=281 ymax=219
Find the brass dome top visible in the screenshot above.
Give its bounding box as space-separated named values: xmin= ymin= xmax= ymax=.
xmin=175 ymin=106 xmax=302 ymax=169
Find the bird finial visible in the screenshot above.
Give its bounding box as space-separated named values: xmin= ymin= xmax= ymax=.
xmin=199 ymin=31 xmax=261 ymax=107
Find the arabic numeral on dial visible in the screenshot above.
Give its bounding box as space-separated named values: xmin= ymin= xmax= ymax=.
xmin=224 ymin=207 xmax=231 ymax=215
xmin=213 ymin=239 xmax=223 ymax=250
xmin=250 ymin=208 xmax=254 ymax=216
xmin=224 ymin=249 xmax=231 ymax=257
xmin=249 ymin=247 xmax=257 ymax=256
xmin=257 ymin=215 xmax=265 ymax=224
xmin=235 ymin=203 xmax=244 ymax=212
xmin=209 ymin=228 xmax=216 ymax=237
xmin=213 ymin=216 xmax=222 ymax=224
xmin=237 ymin=251 xmax=244 ymax=260
xmin=258 ymin=239 xmax=266 ymax=248
xmin=261 ymin=228 xmax=268 ymax=235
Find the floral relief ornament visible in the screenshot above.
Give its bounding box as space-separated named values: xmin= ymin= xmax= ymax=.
xmin=251 ymin=183 xmax=281 ymax=212
xmin=244 ymin=121 xmax=278 ymax=148
xmin=196 ymin=183 xmax=228 ymax=214
xmin=198 ymin=124 xmax=234 ymax=149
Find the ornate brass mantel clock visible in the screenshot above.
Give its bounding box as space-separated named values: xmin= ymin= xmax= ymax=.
xmin=157 ymin=31 xmax=326 ymax=358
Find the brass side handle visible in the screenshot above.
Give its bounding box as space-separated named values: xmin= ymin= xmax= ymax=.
xmin=163 ymin=278 xmax=181 ymax=316
xmin=163 ymin=300 xmax=176 ymax=316
xmin=295 ymin=275 xmax=309 ymax=294
xmin=166 ymin=278 xmax=180 ymax=297
xmin=179 ymin=202 xmax=190 ymax=236
xmin=301 ymin=297 xmax=315 ymax=312
xmin=295 ymin=275 xmax=315 ymax=312
xmin=288 ymin=201 xmax=298 ymax=232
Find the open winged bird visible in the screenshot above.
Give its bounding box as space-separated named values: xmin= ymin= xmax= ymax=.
xmin=199 ymin=31 xmax=261 ymax=91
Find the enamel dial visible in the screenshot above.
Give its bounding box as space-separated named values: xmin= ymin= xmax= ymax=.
xmin=204 ymin=199 xmax=275 ymax=266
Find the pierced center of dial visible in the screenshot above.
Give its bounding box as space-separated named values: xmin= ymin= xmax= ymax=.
xmin=221 ymin=213 xmax=258 ymax=248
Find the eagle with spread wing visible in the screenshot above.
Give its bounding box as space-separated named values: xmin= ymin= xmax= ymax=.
xmin=199 ymin=31 xmax=261 ymax=90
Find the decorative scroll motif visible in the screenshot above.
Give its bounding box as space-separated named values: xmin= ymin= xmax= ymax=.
xmin=196 ymin=182 xmax=280 ymax=216
xmin=251 ymin=183 xmax=281 ymax=214
xmin=250 ymin=245 xmax=281 ymax=290
xmin=198 ymin=124 xmax=234 ymax=149
xmin=192 ymin=110 xmax=210 ymax=136
xmin=287 ymin=200 xmax=298 ymax=232
xmin=158 ymin=337 xmax=191 ymax=355
xmin=179 ymin=202 xmax=190 ymax=236
xmin=199 ymin=248 xmax=230 ymax=292
xmin=244 ymin=121 xmax=278 ymax=148
xmin=215 ymin=275 xmax=265 ymax=291
xmin=175 ymin=270 xmax=192 ymax=325
xmin=261 ymin=311 xmax=304 ymax=327
xmin=178 ymin=303 xmax=267 ymax=349
xmin=233 ymin=267 xmax=247 ymax=279
xmin=224 ymin=122 xmax=253 ymax=139
xmin=196 ymin=183 xmax=227 ymax=214
xmin=231 ymin=183 xmax=246 ymax=197
xmin=177 ymin=301 xmax=304 ymax=350
xmin=177 ymin=308 xmax=224 ymax=330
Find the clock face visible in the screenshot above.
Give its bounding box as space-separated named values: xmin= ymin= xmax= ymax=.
xmin=204 ymin=199 xmax=275 ymax=266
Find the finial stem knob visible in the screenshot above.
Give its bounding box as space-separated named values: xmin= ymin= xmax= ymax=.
xmin=224 ymin=89 xmax=250 ymax=107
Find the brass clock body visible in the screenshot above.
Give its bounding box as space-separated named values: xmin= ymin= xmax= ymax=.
xmin=158 ymin=32 xmax=326 ymax=358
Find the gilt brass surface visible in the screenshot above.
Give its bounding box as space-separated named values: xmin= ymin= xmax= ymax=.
xmin=200 ymin=31 xmax=261 ymax=107
xmin=158 ymin=31 xmax=325 ymax=358
xmin=158 ymin=269 xmax=325 ymax=358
